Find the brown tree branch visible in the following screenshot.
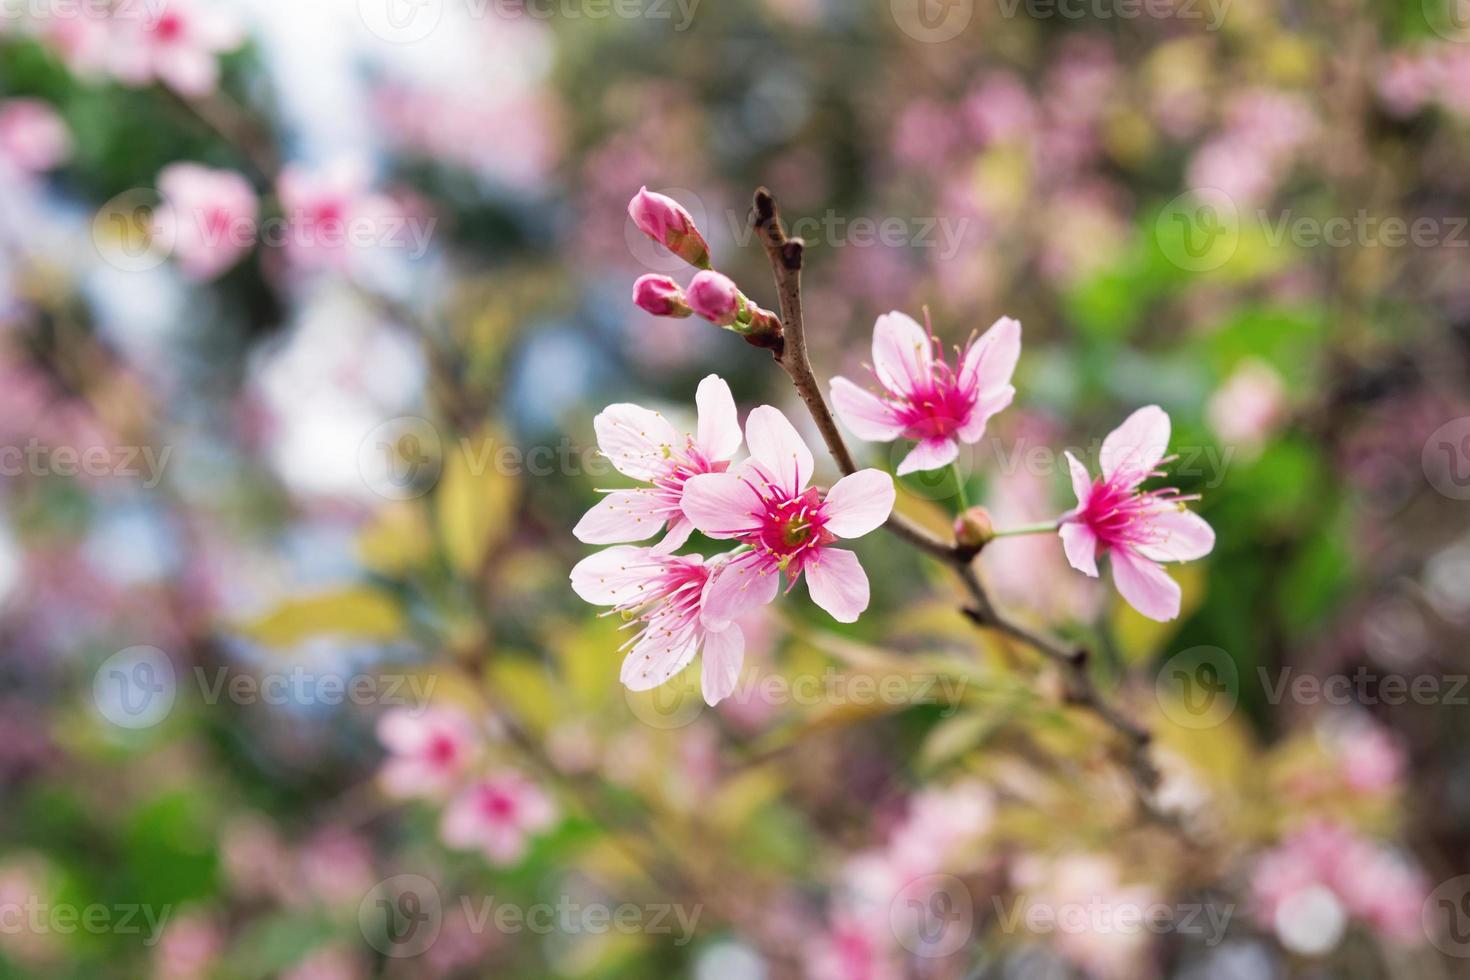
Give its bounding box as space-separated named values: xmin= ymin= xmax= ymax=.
xmin=749 ymin=186 xmax=1163 ymax=800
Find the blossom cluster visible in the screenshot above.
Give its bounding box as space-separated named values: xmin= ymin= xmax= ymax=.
xmin=8 ymin=0 xmax=243 ymax=98
xmin=375 ymin=707 xmax=558 ymax=866
xmin=570 ymin=190 xmax=1217 ymax=705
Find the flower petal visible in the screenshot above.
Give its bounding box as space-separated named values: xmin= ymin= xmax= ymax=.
xmin=681 ymin=471 xmax=764 ymax=539
xmin=872 ymin=311 xmax=932 ymax=393
xmin=804 ymin=548 xmax=870 ymax=623
xmin=700 ymin=623 xmax=745 ymax=706
xmin=702 ymin=551 xmax=780 ymax=629
xmin=620 ymin=620 xmax=700 ymax=691
xmin=594 ymin=403 xmax=682 ymax=481
xmin=573 ymin=490 xmax=664 ymax=544
xmin=896 ymin=437 xmax=959 ymax=476
xmin=1064 ymin=451 xmax=1094 ymax=506
xmin=959 ymin=316 xmax=1022 ymax=395
xmin=1135 ymin=508 xmax=1215 ymax=563
xmin=1111 ymin=549 xmax=1182 ymax=622
xmin=1100 ymin=405 xmax=1171 ymax=487
xmin=823 ymin=469 xmax=895 ymax=538
xmin=745 ymin=405 xmax=814 ymax=496
xmin=956 ymin=385 xmax=1014 ymax=443
xmin=1059 ymin=521 xmax=1099 ymax=577
xmin=831 ymin=376 xmax=906 ymax=442
xmin=695 ymin=374 xmax=742 ymax=461
xmin=651 ymin=515 xmax=695 ymax=554
xmin=569 ymin=546 xmax=659 ymax=606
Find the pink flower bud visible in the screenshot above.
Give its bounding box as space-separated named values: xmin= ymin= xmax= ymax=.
xmin=628 ymin=187 xmax=712 ymax=269
xmin=953 ymin=506 xmax=994 ymax=551
xmin=686 ymin=270 xmax=743 ymax=326
xmin=631 ymin=274 xmax=691 ymax=317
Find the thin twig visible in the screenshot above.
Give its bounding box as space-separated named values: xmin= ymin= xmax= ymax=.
xmin=749 ymin=186 xmax=1164 ymax=801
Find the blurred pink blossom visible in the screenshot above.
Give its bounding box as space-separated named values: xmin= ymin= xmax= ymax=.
xmin=1207 ymin=359 xmax=1286 ymax=454
xmin=108 ymin=0 xmax=245 ymax=98
xmin=0 ymin=100 xmax=71 ymax=176
xmin=275 ymin=161 xmax=397 ymax=273
xmin=152 ymin=912 xmax=221 ymax=980
xmin=155 ymin=163 xmax=258 ymax=280
xmin=376 ymin=706 xmax=479 ymax=800
xmin=441 ymin=772 xmax=557 ymax=865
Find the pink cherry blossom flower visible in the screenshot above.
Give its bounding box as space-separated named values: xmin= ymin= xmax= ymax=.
xmin=440 ymin=771 xmax=557 ymax=865
xmin=1207 ymin=359 xmax=1285 ymax=453
xmin=108 ymin=0 xmax=245 ymax=98
xmin=805 ymin=912 xmax=902 ymax=980
xmin=831 ymin=311 xmax=1021 ymax=476
xmin=375 ymin=706 xmax=479 ymax=800
xmin=685 ymin=269 xmax=742 ymax=325
xmin=574 ymin=374 xmax=742 ymax=552
xmin=631 ymin=274 xmax=691 ymax=317
xmin=1058 ymin=406 xmax=1214 ymax=622
xmin=681 ymin=406 xmax=896 ymax=625
xmin=569 ymin=546 xmax=746 ymax=704
xmin=1251 ymin=822 xmax=1428 ymax=952
xmin=627 ymin=186 xmax=711 ymax=269
xmin=276 ymin=161 xmax=396 ymax=273
xmin=0 ymin=100 xmax=72 ymax=176
xmin=155 ymin=163 xmax=258 ymax=281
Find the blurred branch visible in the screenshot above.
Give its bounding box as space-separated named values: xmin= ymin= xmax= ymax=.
xmin=750 ymin=186 xmax=1164 ymax=805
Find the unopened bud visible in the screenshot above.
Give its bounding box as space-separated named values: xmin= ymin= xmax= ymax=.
xmin=631 ymin=274 xmax=691 ymax=317
xmin=628 ymin=187 xmax=712 ymax=270
xmin=687 ymin=270 xmax=743 ymax=325
xmin=954 ymin=506 xmax=994 ymax=550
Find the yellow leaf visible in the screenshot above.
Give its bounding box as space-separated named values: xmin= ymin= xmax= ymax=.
xmin=235 ymin=588 xmax=406 ymax=648
xmin=358 ymin=502 xmax=433 ymax=576
xmin=487 ymin=656 xmax=556 ymax=733
xmin=707 ymin=768 xmax=785 ymax=834
xmin=436 ymin=426 xmax=520 ymax=578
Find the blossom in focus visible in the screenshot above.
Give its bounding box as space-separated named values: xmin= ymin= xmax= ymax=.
xmin=627 ymin=186 xmax=711 ymax=269
xmin=1207 ymin=359 xmax=1285 ymax=454
xmin=632 ymin=274 xmax=691 ymax=317
xmin=155 ymin=163 xmax=258 ymax=281
xmin=682 ymin=406 xmax=895 ymax=624
xmin=0 ymin=100 xmax=72 ymax=176
xmin=569 ymin=546 xmax=746 ymax=704
xmin=685 ymin=270 xmax=742 ymax=325
xmin=440 ymin=772 xmax=558 ymax=865
xmin=1058 ymin=406 xmax=1214 ymax=622
xmin=831 ymin=311 xmax=1021 ymax=476
xmin=375 ymin=706 xmax=479 ymax=800
xmin=108 ymin=0 xmax=245 ymax=98
xmin=574 ymin=374 xmax=741 ymax=552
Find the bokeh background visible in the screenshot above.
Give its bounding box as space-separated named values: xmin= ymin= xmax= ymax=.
xmin=2 ymin=0 xmax=1470 ymax=977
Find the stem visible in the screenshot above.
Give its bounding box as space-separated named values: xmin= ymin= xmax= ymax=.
xmin=949 ymin=462 xmax=970 ymax=511
xmin=749 ymin=187 xmax=1170 ymax=819
xmin=991 ymin=520 xmax=1059 ymax=538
